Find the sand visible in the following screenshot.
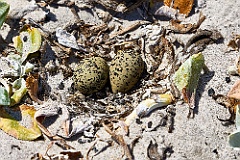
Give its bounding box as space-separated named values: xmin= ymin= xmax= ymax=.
xmin=1 ymin=0 xmax=240 ymax=159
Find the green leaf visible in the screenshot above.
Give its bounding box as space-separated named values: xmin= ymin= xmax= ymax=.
xmin=12 ymin=36 xmax=23 ymax=54
xmin=229 ymin=131 xmax=240 ymax=148
xmin=0 ymin=105 xmax=42 ymax=140
xmin=28 ymin=27 xmax=42 ymax=53
xmin=10 ymin=78 xmax=27 ymax=106
xmin=13 ymin=26 xmax=42 ymax=63
xmin=0 ymin=86 xmax=10 ymax=105
xmin=173 ymin=52 xmax=204 ymax=102
xmin=0 ymin=1 xmax=9 ymax=28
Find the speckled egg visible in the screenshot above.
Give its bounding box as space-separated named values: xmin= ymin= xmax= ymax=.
xmin=109 ymin=49 xmax=144 ymax=93
xmin=73 ymin=57 xmax=109 ymax=95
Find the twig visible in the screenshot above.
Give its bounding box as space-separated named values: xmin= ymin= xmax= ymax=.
xmin=102 ymin=123 xmax=133 ymax=160
xmin=86 ymin=139 xmax=98 ymax=160
xmin=109 ymin=21 xmax=150 ymax=39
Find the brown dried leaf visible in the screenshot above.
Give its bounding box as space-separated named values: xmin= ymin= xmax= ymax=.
xmin=213 ymin=94 xmax=237 ymax=109
xmin=164 ymin=0 xmax=194 ymax=16
xmin=228 ymin=40 xmax=239 ymax=51
xmin=167 ymin=13 xmax=206 ymax=33
xmin=212 ymin=94 xmax=239 ymax=122
xmin=169 ymin=20 xmax=194 ymax=33
xmin=60 ymin=150 xmax=83 ymax=160
xmin=228 ymin=80 xmax=240 ymax=100
xmin=31 ymin=149 xmax=83 ymax=160
xmin=26 ymin=74 xmax=43 ymax=104
xmin=227 ymin=35 xmax=240 ymax=51
xmin=153 ymin=35 xmax=175 ymax=80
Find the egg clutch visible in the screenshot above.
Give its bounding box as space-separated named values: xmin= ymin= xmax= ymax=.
xmin=73 ymin=49 xmax=145 ymax=95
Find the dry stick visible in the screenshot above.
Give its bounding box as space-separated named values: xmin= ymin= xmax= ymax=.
xmin=109 ymin=21 xmax=149 ymax=39
xmin=45 ymin=140 xmax=75 ymax=158
xmin=35 ymin=116 xmax=64 ymax=141
xmin=91 ymin=24 xmax=109 ymax=45
xmin=45 ymin=141 xmax=54 ymax=157
xmin=35 ymin=118 xmax=54 ymax=138
xmin=86 ymin=139 xmax=99 ymax=160
xmin=68 ymin=1 xmax=82 ymax=23
xmin=102 ymin=123 xmax=133 ymax=160
xmin=129 ymin=136 xmax=141 ymax=154
xmin=55 ymin=3 xmax=91 ymax=53
xmin=196 ymin=12 xmax=206 ymax=28
xmin=93 ymin=140 xmax=113 ymax=157
xmin=86 ymin=138 xmax=113 ymax=159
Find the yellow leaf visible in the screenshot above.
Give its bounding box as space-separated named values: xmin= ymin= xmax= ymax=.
xmin=0 ymin=104 xmax=42 ymax=140
xmin=13 ymin=25 xmax=42 ymax=63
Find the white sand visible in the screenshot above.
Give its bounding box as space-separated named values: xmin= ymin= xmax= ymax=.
xmin=1 ymin=0 xmax=240 ymax=159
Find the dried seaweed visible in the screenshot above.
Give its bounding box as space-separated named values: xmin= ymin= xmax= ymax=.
xmin=183 ymin=29 xmax=223 ymax=54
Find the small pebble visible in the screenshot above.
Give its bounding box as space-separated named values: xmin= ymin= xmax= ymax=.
xmin=147 ymin=121 xmax=153 ymax=128
xmin=58 ymin=81 xmax=64 ymax=90
xmin=208 ymin=88 xmax=215 ymax=97
xmin=225 ymin=77 xmax=231 ymax=83
xmin=136 ymin=118 xmax=142 ymax=124
xmin=23 ymin=36 xmax=28 ymax=42
xmin=68 ymin=83 xmax=75 ymax=94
